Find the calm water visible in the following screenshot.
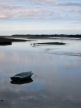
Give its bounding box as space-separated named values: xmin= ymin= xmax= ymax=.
xmin=0 ymin=37 xmax=81 ymax=108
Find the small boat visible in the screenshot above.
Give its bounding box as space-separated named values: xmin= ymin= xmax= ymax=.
xmin=11 ymin=72 xmax=33 ymax=81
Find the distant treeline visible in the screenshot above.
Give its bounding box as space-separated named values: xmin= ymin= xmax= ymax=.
xmin=12 ymin=34 xmax=81 ymax=38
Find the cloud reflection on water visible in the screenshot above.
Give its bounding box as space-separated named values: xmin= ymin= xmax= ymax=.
xmin=0 ymin=39 xmax=81 ymax=108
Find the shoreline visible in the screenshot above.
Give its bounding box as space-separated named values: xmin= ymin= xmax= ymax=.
xmin=11 ymin=34 xmax=81 ymax=39
xmin=0 ymin=34 xmax=81 ymax=38
xmin=0 ymin=34 xmax=81 ymax=46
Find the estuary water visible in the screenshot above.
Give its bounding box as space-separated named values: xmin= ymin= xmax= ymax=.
xmin=0 ymin=37 xmax=81 ymax=108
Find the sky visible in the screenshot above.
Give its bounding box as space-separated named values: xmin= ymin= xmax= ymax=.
xmin=0 ymin=0 xmax=81 ymax=35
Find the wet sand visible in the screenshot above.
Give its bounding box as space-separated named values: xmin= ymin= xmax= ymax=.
xmin=34 ymin=42 xmax=66 ymax=45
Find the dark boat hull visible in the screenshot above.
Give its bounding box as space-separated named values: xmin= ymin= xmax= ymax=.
xmin=11 ymin=76 xmax=32 ymax=81
xmin=10 ymin=72 xmax=33 ymax=81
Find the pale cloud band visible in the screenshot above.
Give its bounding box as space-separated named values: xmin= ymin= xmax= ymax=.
xmin=0 ymin=0 xmax=81 ymax=21
xmin=0 ymin=0 xmax=81 ymax=35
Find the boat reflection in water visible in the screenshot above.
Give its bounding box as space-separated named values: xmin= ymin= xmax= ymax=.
xmin=10 ymin=78 xmax=33 ymax=85
xmin=10 ymin=72 xmax=33 ymax=85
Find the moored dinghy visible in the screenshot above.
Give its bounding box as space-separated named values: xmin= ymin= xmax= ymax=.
xmin=11 ymin=72 xmax=33 ymax=81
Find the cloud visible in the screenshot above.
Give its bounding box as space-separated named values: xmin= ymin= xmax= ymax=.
xmin=0 ymin=2 xmax=57 ymax=20
xmin=0 ymin=0 xmax=81 ymax=21
xmin=0 ymin=14 xmax=6 ymax=18
xmin=56 ymin=1 xmax=81 ymax=6
xmin=19 ymin=0 xmax=81 ymax=6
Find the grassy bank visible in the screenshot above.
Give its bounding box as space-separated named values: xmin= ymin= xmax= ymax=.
xmin=0 ymin=37 xmax=27 ymax=46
